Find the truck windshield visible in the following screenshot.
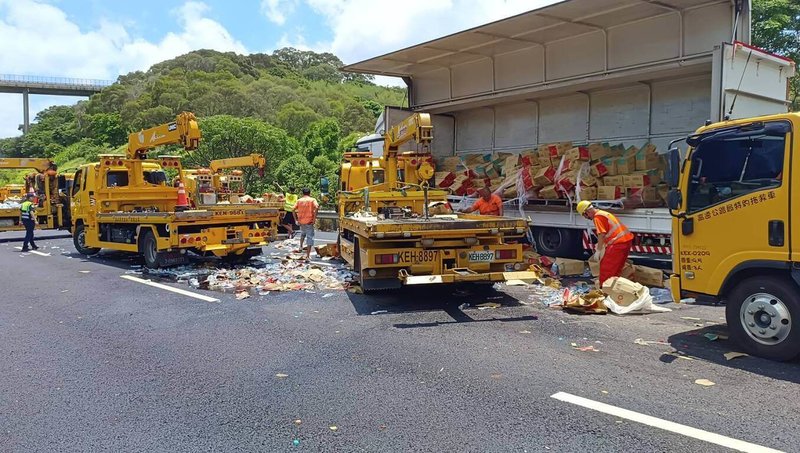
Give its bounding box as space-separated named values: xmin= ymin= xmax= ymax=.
xmin=686 ymin=124 xmax=787 ymax=213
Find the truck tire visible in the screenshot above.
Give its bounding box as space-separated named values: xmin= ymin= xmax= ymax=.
xmin=140 ymin=230 xmax=163 ymax=269
xmin=534 ymin=227 xmax=582 ymax=258
xmin=73 ymin=223 xmax=100 ymax=256
xmin=726 ymin=276 xmax=800 ymax=362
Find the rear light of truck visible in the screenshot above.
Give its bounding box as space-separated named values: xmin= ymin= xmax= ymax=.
xmin=495 ymin=249 xmax=516 ymax=260
xmin=375 ymin=254 xmax=399 ymax=265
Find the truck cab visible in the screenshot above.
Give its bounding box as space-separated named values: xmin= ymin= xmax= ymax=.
xmin=668 ymin=113 xmax=800 ymax=361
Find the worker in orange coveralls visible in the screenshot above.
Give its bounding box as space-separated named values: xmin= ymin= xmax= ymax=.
xmin=461 ymin=187 xmax=504 ymax=216
xmin=576 ymin=200 xmax=634 ymax=286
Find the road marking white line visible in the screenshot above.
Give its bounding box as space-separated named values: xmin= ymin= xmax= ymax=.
xmin=14 ymin=246 xmax=50 ymax=256
xmin=551 ymin=392 xmax=783 ymax=453
xmin=120 ymin=275 xmax=220 ymax=303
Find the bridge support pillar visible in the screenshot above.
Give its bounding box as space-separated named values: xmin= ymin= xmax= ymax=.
xmin=22 ymin=88 xmax=30 ymax=134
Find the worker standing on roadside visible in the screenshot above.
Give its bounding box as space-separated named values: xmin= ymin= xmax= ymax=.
xmin=576 ymin=201 xmax=633 ymax=286
xmin=20 ymin=193 xmax=38 ymax=252
xmin=460 ymin=187 xmax=504 ymax=216
xmin=282 ymin=187 xmax=298 ymax=238
xmin=293 ymin=188 xmax=319 ymax=260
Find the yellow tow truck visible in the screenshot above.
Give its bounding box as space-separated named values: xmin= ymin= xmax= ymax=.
xmin=0 ymin=158 xmax=71 ymax=232
xmin=182 ymin=153 xmax=280 ymax=240
xmin=70 ymin=112 xmax=275 ymax=267
xmin=667 ymin=112 xmax=800 ymax=361
xmin=331 ymin=112 xmax=534 ymax=291
xmin=0 ymin=184 xmax=24 ymax=203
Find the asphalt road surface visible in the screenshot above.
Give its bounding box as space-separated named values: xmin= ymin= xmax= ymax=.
xmin=1 ymin=230 xmax=798 ymax=452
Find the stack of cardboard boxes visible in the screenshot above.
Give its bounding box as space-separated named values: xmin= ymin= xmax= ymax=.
xmin=435 ymin=142 xmax=668 ymax=206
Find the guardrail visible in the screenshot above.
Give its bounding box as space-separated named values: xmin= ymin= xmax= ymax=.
xmin=318 ymin=210 xmax=337 ymax=219
xmin=0 ymin=74 xmax=114 ymax=89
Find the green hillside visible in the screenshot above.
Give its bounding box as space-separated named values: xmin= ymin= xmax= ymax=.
xmin=0 ymin=48 xmax=406 ymax=192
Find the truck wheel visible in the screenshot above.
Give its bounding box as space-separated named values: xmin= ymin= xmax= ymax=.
xmin=535 ymin=227 xmax=581 ymax=258
xmin=73 ymin=223 xmax=100 ymax=256
xmin=140 ymin=230 xmax=163 ymax=269
xmin=726 ymin=276 xmax=800 ymax=362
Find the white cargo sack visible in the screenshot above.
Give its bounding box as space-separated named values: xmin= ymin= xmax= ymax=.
xmin=602 ymin=276 xmax=671 ymax=315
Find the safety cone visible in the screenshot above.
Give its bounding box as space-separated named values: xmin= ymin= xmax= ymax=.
xmin=175 ymin=181 xmax=190 ymax=212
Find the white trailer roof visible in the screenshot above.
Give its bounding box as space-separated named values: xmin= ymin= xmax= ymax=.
xmin=343 ymin=0 xmax=738 ymax=78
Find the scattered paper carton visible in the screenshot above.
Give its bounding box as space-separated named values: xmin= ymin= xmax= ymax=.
xmin=539 ymin=185 xmax=560 ymax=199
xmin=555 ymin=258 xmax=587 ymax=276
xmin=616 ymin=155 xmax=637 ymax=175
xmin=633 ymin=265 xmax=664 ymax=287
xmin=597 ymin=186 xmax=622 ymax=200
xmin=533 ymin=166 xmax=557 ymax=186
xmin=565 ymin=146 xmax=590 ymax=162
xmin=590 ymin=161 xmax=609 ymax=178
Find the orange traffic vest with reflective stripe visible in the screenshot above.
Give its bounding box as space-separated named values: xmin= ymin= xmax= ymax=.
xmin=595 ymin=209 xmax=634 ymax=245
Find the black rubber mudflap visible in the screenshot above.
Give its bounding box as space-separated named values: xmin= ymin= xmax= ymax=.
xmin=361 ymin=278 xmax=402 ymax=292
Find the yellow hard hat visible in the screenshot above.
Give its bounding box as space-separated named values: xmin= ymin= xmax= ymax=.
xmin=576 ymin=200 xmax=593 ymax=215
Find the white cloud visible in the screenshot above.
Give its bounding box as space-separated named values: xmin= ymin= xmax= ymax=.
xmin=0 ymin=0 xmax=246 ymax=137
xmin=261 ymin=0 xmax=299 ymax=25
xmin=303 ymin=0 xmax=558 ymax=65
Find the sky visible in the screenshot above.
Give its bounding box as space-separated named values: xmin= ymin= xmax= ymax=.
xmin=0 ymin=0 xmax=558 ymax=138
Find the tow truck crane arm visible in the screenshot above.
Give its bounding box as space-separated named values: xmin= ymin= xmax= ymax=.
xmin=382 ymin=112 xmax=434 ymax=188
xmin=209 ymin=154 xmax=266 ymax=175
xmin=383 ymin=112 xmax=432 ymax=158
xmin=126 ymin=111 xmax=201 ymax=159
xmin=0 ymin=158 xmax=57 ymax=173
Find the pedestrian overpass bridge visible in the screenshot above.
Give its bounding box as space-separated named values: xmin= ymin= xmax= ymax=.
xmin=0 ymin=74 xmax=114 ymax=133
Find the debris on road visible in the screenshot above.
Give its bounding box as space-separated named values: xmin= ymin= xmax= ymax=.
xmin=275 ymin=373 xmax=289 ymax=378
xmin=694 ymin=379 xmax=715 ymax=387
xmin=724 ymin=352 xmax=748 ymax=361
xmin=477 ymin=302 xmax=501 ymax=309
xmin=370 ymin=310 xmax=388 ymax=315
xmin=572 ymin=344 xmax=599 ymax=352
xmin=634 ymin=338 xmax=670 ymax=346
xmin=136 ymin=239 xmax=358 ymax=296
xmin=703 ymin=333 xmax=719 ymax=342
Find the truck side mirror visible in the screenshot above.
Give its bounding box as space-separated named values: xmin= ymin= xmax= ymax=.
xmin=666 ymin=147 xmax=681 ymax=188
xmin=320 ymin=177 xmax=329 ymax=197
xmin=667 ymin=189 xmax=682 ymax=211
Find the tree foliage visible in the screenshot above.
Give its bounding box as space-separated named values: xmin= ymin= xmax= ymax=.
xmin=752 ymin=0 xmax=800 ymax=110
xmin=0 ymin=47 xmax=405 ymax=196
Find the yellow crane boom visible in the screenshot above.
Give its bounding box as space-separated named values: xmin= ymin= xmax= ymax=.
xmin=0 ymin=157 xmax=57 ymax=173
xmin=384 ymin=112 xmax=432 ymax=158
xmin=126 ymin=111 xmax=201 ymax=159
xmin=382 ymin=112 xmax=434 ymax=189
xmin=209 ymin=154 xmax=266 ymax=174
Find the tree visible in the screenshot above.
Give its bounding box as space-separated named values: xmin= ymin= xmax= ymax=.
xmin=187 ymin=115 xmax=299 ymax=194
xmin=88 ymin=113 xmax=127 ymax=146
xmin=338 ymin=131 xmax=365 ymax=154
xmin=18 ymin=106 xmax=79 ymax=157
xmin=752 ymin=0 xmax=800 ymax=110
xmin=338 ymin=99 xmax=376 ymax=136
xmin=277 ymin=102 xmax=322 ymax=139
xmin=274 ymin=154 xmax=318 ymax=194
xmin=301 ymin=118 xmax=341 ymax=161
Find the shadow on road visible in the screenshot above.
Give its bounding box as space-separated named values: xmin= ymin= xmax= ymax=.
xmin=346 ymin=283 xmax=537 ymax=327
xmin=668 ymin=324 xmax=800 ymax=384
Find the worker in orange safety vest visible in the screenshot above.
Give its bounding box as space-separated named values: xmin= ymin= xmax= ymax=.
xmin=576 ymin=200 xmax=634 ymax=286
